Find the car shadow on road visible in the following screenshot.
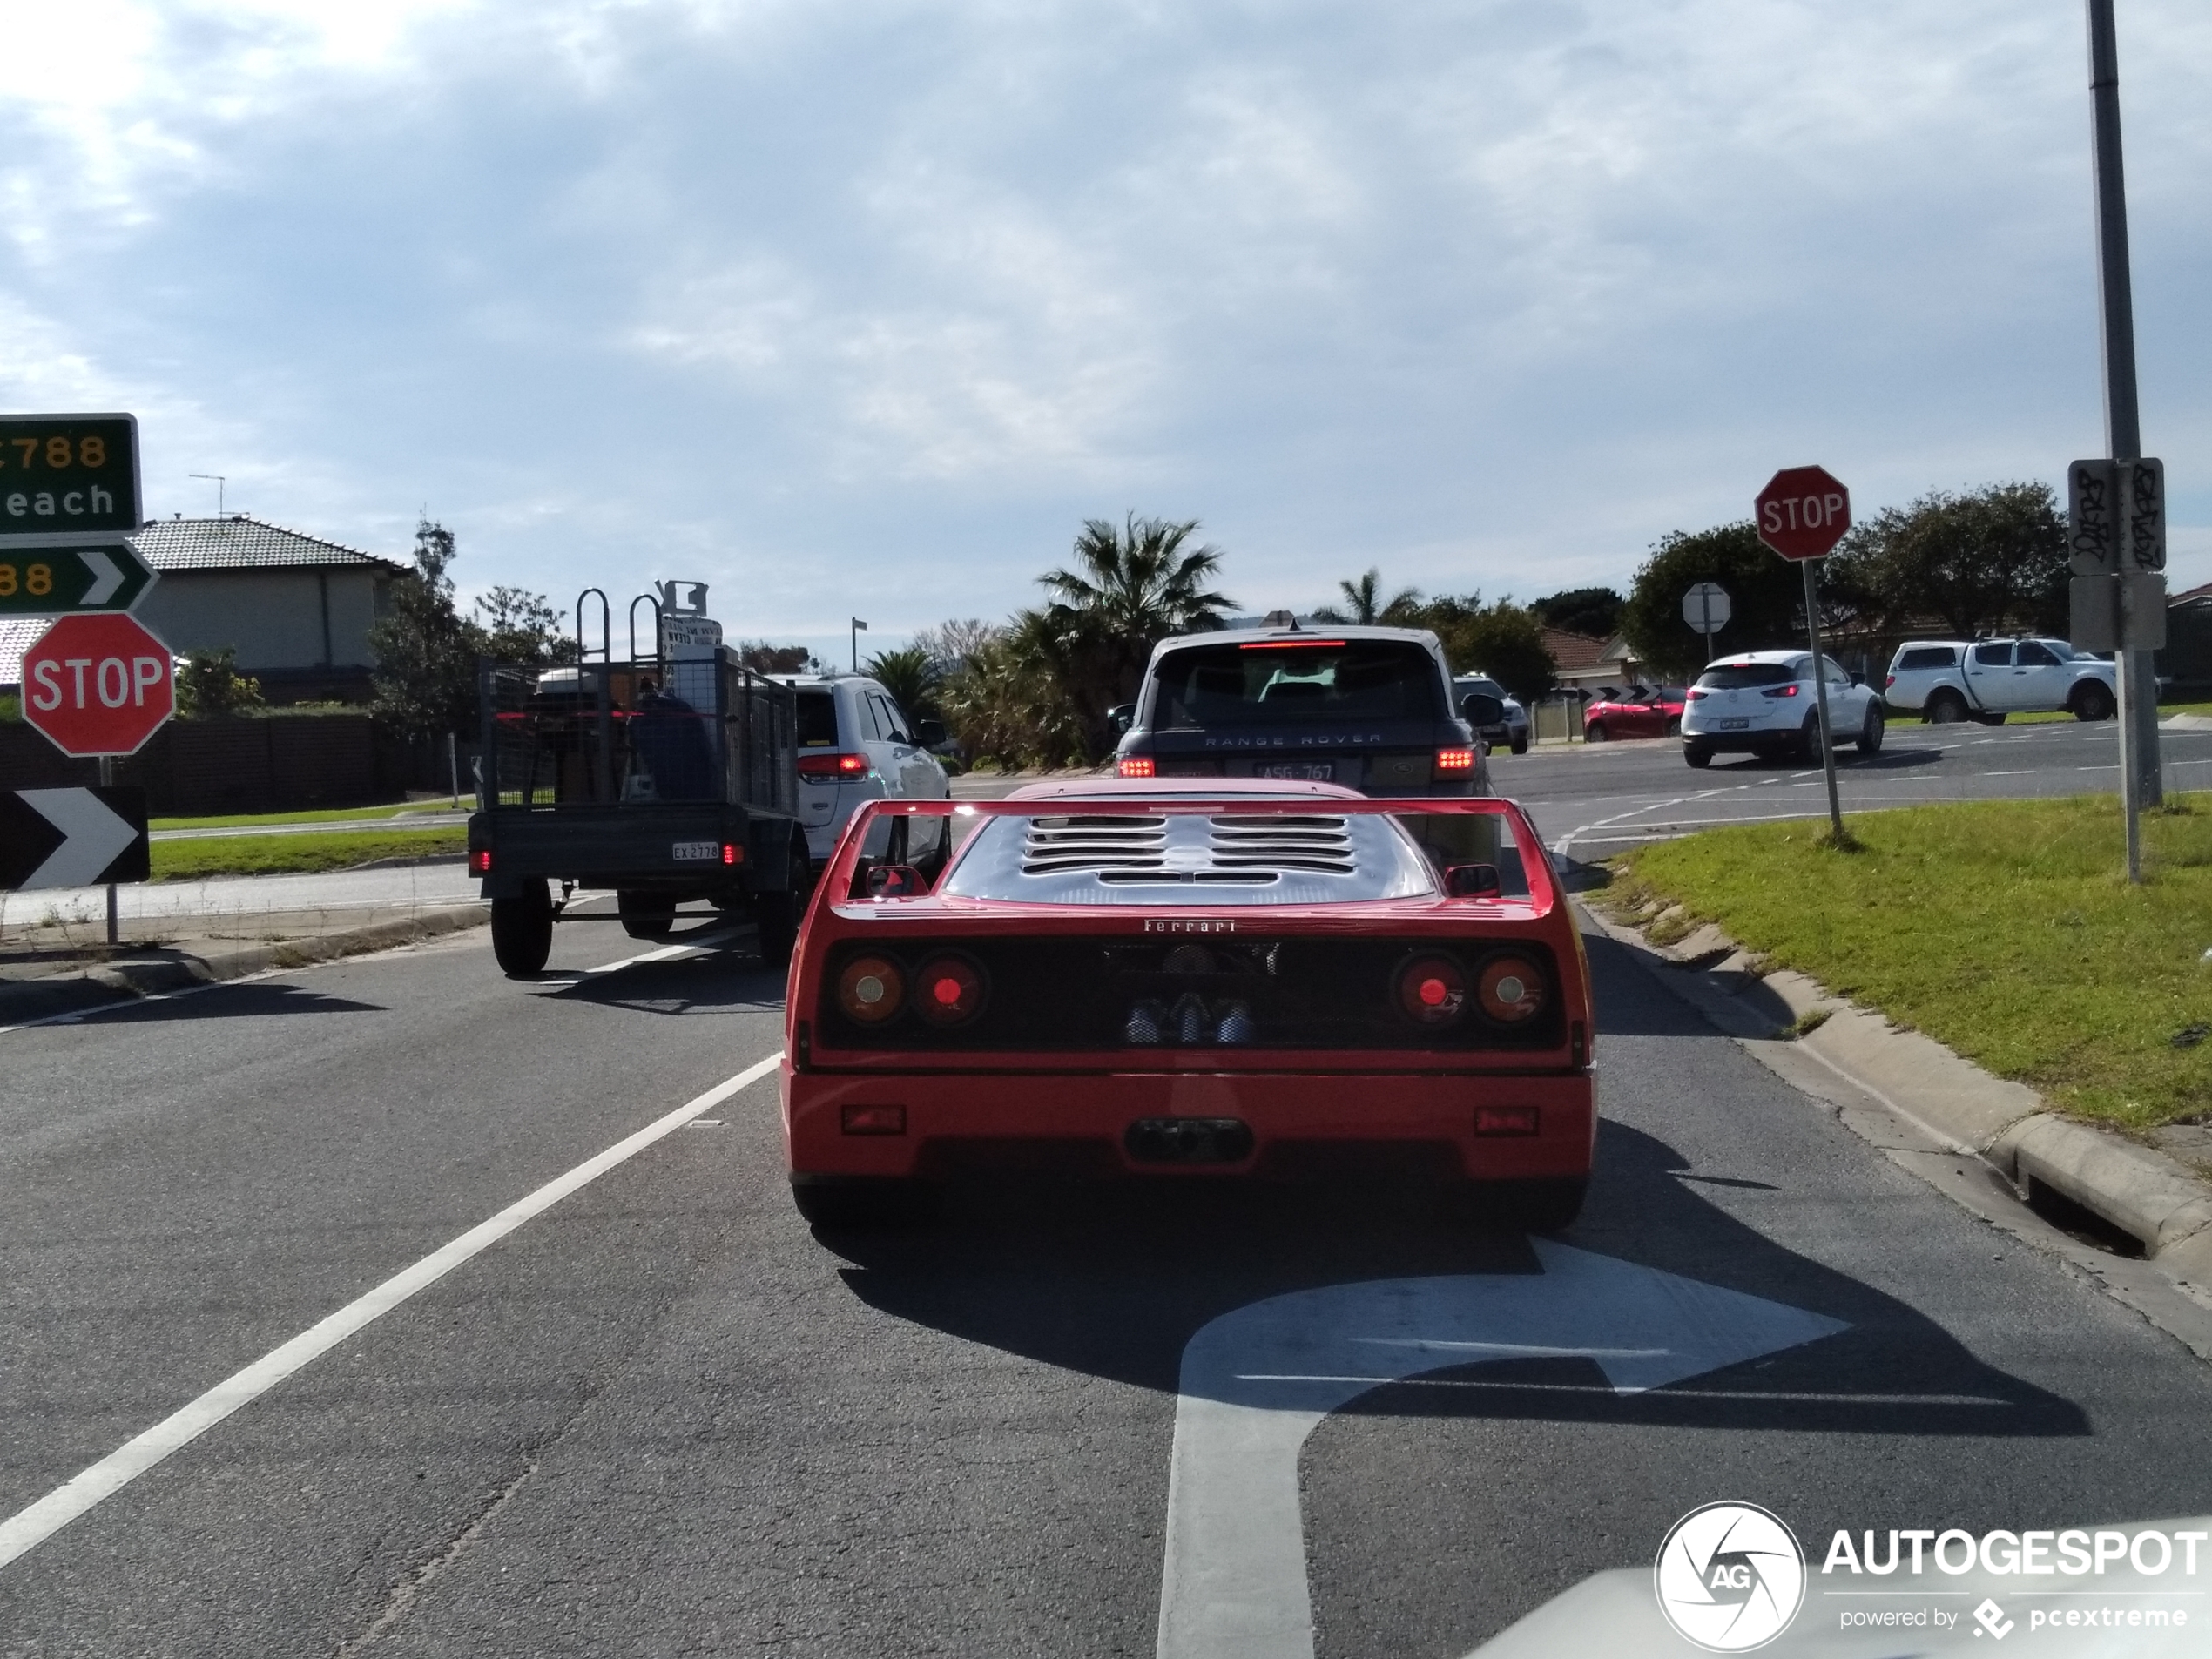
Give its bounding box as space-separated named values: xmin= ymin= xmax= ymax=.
xmin=49 ymin=981 xmax=387 ymax=1023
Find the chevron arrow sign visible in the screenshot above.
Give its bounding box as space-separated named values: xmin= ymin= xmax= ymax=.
xmin=0 ymin=788 xmax=150 ymax=890
xmin=0 ymin=541 xmax=158 ymax=617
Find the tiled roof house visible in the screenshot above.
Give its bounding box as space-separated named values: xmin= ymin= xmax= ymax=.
xmin=2 ymin=515 xmax=404 ymax=702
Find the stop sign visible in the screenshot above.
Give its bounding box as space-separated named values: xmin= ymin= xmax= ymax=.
xmin=1755 ymin=465 xmax=1852 ymax=560
xmin=21 ymin=613 xmax=176 ymax=757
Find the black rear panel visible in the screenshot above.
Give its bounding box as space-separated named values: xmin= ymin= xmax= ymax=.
xmin=819 ymin=934 xmax=1563 ymax=1053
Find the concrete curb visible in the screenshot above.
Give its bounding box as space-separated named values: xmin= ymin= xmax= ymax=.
xmin=0 ymin=903 xmax=489 ymax=1026
xmin=1575 ymin=898 xmax=2212 ymax=1272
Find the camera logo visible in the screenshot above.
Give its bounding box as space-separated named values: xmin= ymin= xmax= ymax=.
xmin=1974 ymin=1598 xmax=2014 ymax=1640
xmin=1654 ymin=1501 xmax=1807 ymax=1652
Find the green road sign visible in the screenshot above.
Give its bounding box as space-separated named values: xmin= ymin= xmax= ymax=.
xmin=0 ymin=541 xmax=157 ymax=616
xmin=0 ymin=414 xmax=141 ymax=541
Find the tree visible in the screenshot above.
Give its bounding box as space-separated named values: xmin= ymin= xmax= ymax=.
xmin=473 ymin=586 xmax=574 ymax=667
xmin=175 ymin=647 xmax=264 ymax=718
xmin=938 ymin=614 xmax=1089 ymax=767
xmin=1396 ymin=594 xmax=1557 ymax=699
xmin=861 ymin=645 xmax=941 ymax=722
xmin=369 ymin=520 xmax=482 ymax=740
xmin=1824 ymin=482 xmax=2068 ymax=640
xmin=1312 ymin=567 xmax=1423 ymax=625
xmin=1035 ymin=514 xmax=1236 ymax=753
xmin=734 ymin=641 xmax=819 ymax=674
xmin=1530 ymin=586 xmax=1625 ymax=642
xmin=911 ymin=618 xmax=998 ymax=675
xmin=1620 ymin=523 xmax=1804 ymax=682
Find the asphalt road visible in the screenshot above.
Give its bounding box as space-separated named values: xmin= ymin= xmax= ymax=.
xmin=9 ymin=900 xmax=2212 ymax=1656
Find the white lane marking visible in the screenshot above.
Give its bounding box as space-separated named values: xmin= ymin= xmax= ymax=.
xmin=0 ymin=1049 xmax=783 ymax=1573
xmin=1152 ymin=1244 xmax=1846 ymax=1659
xmin=1986 ymin=770 xmax=2034 ymax=777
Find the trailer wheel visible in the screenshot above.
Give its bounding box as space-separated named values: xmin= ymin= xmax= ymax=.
xmin=490 ymin=880 xmax=554 ymax=977
xmin=617 ymin=890 xmax=675 ymax=939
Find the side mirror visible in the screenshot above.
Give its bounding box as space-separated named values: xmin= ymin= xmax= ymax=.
xmin=1443 ymin=863 xmax=1503 ymax=899
xmin=864 ymin=863 xmax=928 ymax=899
xmin=1108 ymin=703 xmax=1136 ymax=736
xmin=916 ymin=718 xmax=947 ymax=745
xmin=1460 ymin=692 xmax=1505 ymax=726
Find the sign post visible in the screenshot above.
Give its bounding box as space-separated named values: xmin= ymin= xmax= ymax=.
xmin=20 ymin=612 xmax=174 ymax=945
xmin=1754 ymin=466 xmax=1852 ymax=843
xmin=1681 ymin=582 xmax=1731 ymax=641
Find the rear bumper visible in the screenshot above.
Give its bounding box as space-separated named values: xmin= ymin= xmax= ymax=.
xmin=1679 ymin=721 xmax=1802 ymax=752
xmin=782 ymin=1062 xmax=1595 ymax=1181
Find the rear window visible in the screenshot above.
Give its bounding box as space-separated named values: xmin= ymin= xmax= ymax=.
xmin=796 ymin=689 xmax=840 ymax=747
xmin=1694 ymin=663 xmax=1796 ymax=690
xmin=1456 ymin=677 xmax=1506 ymax=699
xmin=1895 ymin=646 xmax=1956 ymax=671
xmin=1151 ymin=641 xmax=1443 ymax=727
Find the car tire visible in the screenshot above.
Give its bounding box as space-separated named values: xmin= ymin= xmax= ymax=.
xmin=754 ymin=839 xmax=810 ymax=968
xmin=1857 ymin=701 xmax=1885 ymax=755
xmin=1664 ymin=717 xmax=1682 ymax=738
xmin=617 ymin=890 xmax=675 ymax=939
xmin=1925 ymin=690 xmax=1970 ymax=725
xmin=1797 ymin=712 xmax=1823 ymax=761
xmin=1584 ymin=722 xmax=1608 ymax=743
xmin=791 ymin=1177 xmax=932 ymax=1229
xmin=1683 ymin=743 xmax=1713 ymax=769
xmin=1511 ymin=737 xmax=1529 ymax=755
xmin=2071 ymin=681 xmax=2117 ymax=721
xmin=489 ymin=880 xmax=554 ymax=977
xmin=1453 ymin=1177 xmax=1586 ymax=1234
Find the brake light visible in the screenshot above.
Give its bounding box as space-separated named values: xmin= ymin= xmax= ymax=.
xmin=1685 ymin=689 xmax=1706 ymax=700
xmin=722 ymin=842 xmax=740 ymax=866
xmin=469 ymin=849 xmax=492 ymax=874
xmin=1474 ymin=1104 xmax=1539 ymax=1136
xmin=1433 ymin=746 xmax=1475 ymax=774
xmin=1239 ymin=639 xmax=1347 ymax=649
xmin=1477 ymin=955 xmax=1546 ymax=1023
xmin=1885 ymin=673 xmax=1897 ymax=688
xmin=1118 ymin=755 xmax=1157 ymax=779
xmin=836 ymin=955 xmax=905 ymax=1023
xmin=798 ymin=752 xmax=870 ymax=779
xmin=913 ymin=954 xmax=987 ymax=1027
xmin=1761 ymin=684 xmax=1801 ymax=698
xmin=1396 ymin=954 xmax=1468 ymax=1028
xmin=841 ymin=1103 xmax=907 ymax=1136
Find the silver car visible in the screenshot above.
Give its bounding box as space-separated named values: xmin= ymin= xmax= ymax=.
xmin=1453 ymin=676 xmax=1530 ymax=755
xmin=787 ymin=674 xmax=951 ymax=861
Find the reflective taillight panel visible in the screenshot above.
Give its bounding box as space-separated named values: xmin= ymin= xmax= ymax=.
xmin=837 ymin=954 xmax=905 ymax=1023
xmin=1477 ymin=955 xmax=1545 ymax=1023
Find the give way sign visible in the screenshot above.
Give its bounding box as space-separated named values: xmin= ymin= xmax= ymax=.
xmin=1754 ymin=465 xmax=1852 ymax=560
xmin=21 ymin=611 xmax=176 ymax=757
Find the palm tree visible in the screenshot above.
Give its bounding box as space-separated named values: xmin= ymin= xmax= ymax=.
xmin=860 ymin=645 xmax=941 ymax=723
xmin=1312 ymin=567 xmax=1423 ymax=625
xmin=1036 ymin=514 xmax=1236 ymax=752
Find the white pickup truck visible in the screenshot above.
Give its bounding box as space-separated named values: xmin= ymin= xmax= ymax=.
xmin=1883 ymin=637 xmax=2117 ymax=725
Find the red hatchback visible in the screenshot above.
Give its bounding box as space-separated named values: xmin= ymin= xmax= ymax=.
xmin=1582 ymin=685 xmax=1687 ymax=742
xmin=780 ymin=782 xmax=1595 ymax=1232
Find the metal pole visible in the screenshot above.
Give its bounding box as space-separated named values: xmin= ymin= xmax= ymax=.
xmin=2087 ymin=0 xmax=2161 ymax=885
xmin=98 ymin=754 xmax=118 ymax=947
xmin=1802 ymin=560 xmax=1844 ymax=840
xmin=448 ymin=730 xmax=459 ymax=808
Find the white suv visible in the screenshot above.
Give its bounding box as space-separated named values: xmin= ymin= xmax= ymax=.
xmin=1678 ymin=650 xmax=1885 ymax=769
xmin=787 ymin=675 xmax=951 ymax=861
xmin=1882 ymin=638 xmax=2117 ymax=725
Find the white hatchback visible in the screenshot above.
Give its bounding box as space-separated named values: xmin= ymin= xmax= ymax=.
xmin=1678 ymin=650 xmax=1885 ymax=769
xmin=787 ymin=674 xmax=951 ymax=861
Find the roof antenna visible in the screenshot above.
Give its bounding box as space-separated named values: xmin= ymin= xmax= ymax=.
xmin=189 ymin=474 xmax=226 ymax=516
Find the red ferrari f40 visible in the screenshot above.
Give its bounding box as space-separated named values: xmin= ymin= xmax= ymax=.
xmin=779 ymin=782 xmax=1595 ymax=1229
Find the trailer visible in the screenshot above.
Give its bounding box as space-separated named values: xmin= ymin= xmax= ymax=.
xmin=467 ymin=588 xmax=808 ymax=977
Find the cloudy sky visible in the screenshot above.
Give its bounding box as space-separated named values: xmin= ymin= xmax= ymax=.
xmin=3 ymin=0 xmax=2206 ymax=659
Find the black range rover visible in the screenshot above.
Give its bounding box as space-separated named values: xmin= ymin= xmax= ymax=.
xmin=1112 ymin=624 xmax=1494 ymax=798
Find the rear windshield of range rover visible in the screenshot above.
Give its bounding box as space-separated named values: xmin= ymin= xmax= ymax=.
xmin=1150 ymin=641 xmax=1443 ymax=727
xmin=1694 ymin=663 xmax=1797 ymax=690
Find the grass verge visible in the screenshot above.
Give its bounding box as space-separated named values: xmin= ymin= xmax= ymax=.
xmin=152 ymin=828 xmax=466 ymax=881
xmin=1602 ymin=793 xmax=2212 ymax=1131
xmin=152 ymin=801 xmax=441 ymax=830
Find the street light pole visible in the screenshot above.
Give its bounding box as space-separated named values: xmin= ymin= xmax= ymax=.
xmin=851 ymin=617 xmax=867 ymax=673
xmin=2086 ymin=0 xmax=2161 ymax=881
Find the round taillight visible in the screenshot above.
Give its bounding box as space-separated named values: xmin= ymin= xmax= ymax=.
xmin=914 ymin=954 xmax=986 ymax=1027
xmin=1478 ymin=954 xmax=1545 ymax=1023
xmin=1396 ymin=954 xmax=1468 ymax=1027
xmin=837 ymin=955 xmax=905 ymax=1023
